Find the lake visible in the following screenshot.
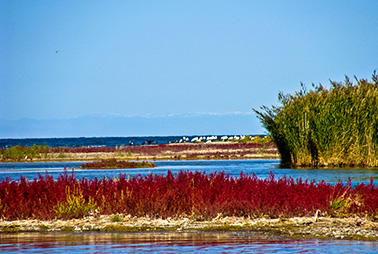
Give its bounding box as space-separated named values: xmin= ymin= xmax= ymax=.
xmin=1 ymin=231 xmax=378 ymax=253
xmin=1 ymin=159 xmax=378 ymax=185
xmin=1 ymin=159 xmax=378 ymax=253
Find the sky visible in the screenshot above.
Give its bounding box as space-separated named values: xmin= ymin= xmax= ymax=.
xmin=1 ymin=0 xmax=378 ymax=138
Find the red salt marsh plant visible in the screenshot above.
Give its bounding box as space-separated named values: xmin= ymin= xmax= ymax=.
xmin=81 ymin=159 xmax=156 ymax=169
xmin=46 ymin=143 xmax=277 ymax=157
xmin=0 ymin=170 xmax=377 ymax=221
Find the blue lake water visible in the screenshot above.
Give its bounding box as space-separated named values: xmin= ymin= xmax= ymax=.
xmin=1 ymin=159 xmax=378 ymax=252
xmin=1 ymin=159 xmax=378 ymax=185
xmin=0 ymin=230 xmax=378 ymax=253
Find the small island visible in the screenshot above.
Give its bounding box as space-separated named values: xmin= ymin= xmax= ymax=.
xmin=81 ymin=159 xmax=156 ymax=169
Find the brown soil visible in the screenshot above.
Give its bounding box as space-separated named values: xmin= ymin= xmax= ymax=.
xmin=1 ymin=215 xmax=377 ymax=240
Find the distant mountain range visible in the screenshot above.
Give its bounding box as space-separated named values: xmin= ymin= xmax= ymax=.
xmin=0 ymin=113 xmax=264 ymax=138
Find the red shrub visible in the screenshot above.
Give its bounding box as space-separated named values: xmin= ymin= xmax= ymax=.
xmin=0 ymin=170 xmax=377 ymax=220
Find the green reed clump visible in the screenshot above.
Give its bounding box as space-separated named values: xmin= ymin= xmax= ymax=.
xmin=254 ymin=71 xmax=378 ymax=167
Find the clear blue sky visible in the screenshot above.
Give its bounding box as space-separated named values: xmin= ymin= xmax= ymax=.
xmin=1 ymin=0 xmax=378 ymax=137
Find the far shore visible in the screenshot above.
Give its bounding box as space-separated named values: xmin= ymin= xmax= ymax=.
xmin=1 ymin=142 xmax=280 ymax=162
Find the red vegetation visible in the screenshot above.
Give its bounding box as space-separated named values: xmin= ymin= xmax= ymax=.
xmin=50 ymin=143 xmax=278 ymax=158
xmin=0 ymin=170 xmax=377 ymax=221
xmin=81 ymin=159 xmax=156 ymax=169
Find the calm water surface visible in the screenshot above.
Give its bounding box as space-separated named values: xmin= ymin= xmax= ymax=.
xmin=1 ymin=159 xmax=378 ymax=253
xmin=1 ymin=159 xmax=378 ymax=185
xmin=1 ymin=232 xmax=378 ymax=254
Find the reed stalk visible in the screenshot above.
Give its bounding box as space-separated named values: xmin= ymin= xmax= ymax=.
xmin=254 ymin=71 xmax=378 ymax=168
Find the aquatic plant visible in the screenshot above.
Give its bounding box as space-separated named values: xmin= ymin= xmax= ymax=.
xmin=0 ymin=170 xmax=377 ymax=220
xmin=254 ymin=71 xmax=378 ymax=167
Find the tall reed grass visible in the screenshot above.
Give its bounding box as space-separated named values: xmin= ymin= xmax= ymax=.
xmin=0 ymin=170 xmax=377 ymax=220
xmin=254 ymin=72 xmax=378 ymax=167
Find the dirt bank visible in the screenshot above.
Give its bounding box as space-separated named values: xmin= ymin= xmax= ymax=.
xmin=1 ymin=215 xmax=377 ymax=240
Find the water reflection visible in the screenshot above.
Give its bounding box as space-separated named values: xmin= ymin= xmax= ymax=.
xmin=1 ymin=232 xmax=378 ymax=253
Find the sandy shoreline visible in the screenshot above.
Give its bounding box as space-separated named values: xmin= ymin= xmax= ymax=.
xmin=1 ymin=215 xmax=378 ymax=240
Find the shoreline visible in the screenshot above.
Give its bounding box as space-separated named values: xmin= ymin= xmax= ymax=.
xmin=1 ymin=215 xmax=378 ymax=240
xmin=2 ymin=143 xmax=377 ymax=241
xmin=1 ymin=142 xmax=280 ymax=163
